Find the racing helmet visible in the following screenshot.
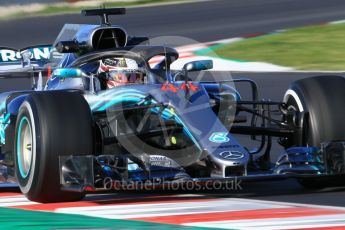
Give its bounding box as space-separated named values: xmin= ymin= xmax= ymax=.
xmin=99 ymin=57 xmax=145 ymax=88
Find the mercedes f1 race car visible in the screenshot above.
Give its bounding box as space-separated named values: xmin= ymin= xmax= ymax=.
xmin=0 ymin=8 xmax=345 ymax=203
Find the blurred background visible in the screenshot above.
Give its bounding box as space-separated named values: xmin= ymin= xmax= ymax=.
xmin=1 ymin=0 xmax=345 ymax=72
xmin=0 ymin=0 xmax=58 ymax=4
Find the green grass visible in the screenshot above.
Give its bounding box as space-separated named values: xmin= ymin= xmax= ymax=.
xmin=7 ymin=0 xmax=186 ymax=20
xmin=205 ymin=23 xmax=345 ymax=70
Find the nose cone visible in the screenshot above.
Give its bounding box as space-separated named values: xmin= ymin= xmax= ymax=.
xmin=157 ymin=83 xmax=250 ymax=177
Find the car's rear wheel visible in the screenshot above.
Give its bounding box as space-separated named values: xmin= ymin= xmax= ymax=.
xmin=14 ymin=91 xmax=93 ymax=203
xmin=284 ymin=75 xmax=345 ymax=189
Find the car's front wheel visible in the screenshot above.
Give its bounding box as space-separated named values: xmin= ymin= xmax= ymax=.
xmin=284 ymin=75 xmax=345 ymax=189
xmin=14 ymin=91 xmax=93 ymax=203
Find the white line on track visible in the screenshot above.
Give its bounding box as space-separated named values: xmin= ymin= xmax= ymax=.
xmin=55 ymin=198 xmax=292 ymax=219
xmin=185 ymin=214 xmax=345 ymax=230
xmin=0 ymin=196 xmax=36 ymax=207
xmin=238 ymin=198 xmax=345 ymax=211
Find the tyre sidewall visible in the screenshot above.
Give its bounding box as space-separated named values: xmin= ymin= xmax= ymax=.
xmin=284 ymin=76 xmax=345 ymax=147
xmin=14 ymin=99 xmax=40 ymax=196
xmin=14 ymin=91 xmax=92 ymax=202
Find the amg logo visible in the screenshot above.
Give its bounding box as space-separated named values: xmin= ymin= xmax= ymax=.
xmin=0 ymin=47 xmax=51 ymax=62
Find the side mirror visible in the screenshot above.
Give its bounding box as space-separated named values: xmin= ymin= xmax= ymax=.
xmin=182 ymin=60 xmax=213 ymax=72
xmin=55 ymin=41 xmax=79 ymax=53
xmin=52 ymin=68 xmax=83 ymax=78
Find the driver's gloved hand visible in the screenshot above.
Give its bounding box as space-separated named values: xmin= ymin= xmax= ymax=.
xmin=97 ymin=72 xmax=109 ymax=80
xmin=96 ymin=72 xmax=109 ymax=90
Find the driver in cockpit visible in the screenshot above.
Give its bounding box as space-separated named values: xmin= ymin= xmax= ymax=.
xmin=96 ymin=57 xmax=145 ymax=88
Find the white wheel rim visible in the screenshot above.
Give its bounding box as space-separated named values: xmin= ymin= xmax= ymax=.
xmin=17 ymin=116 xmax=33 ymax=178
xmin=283 ymin=89 xmax=304 ymax=112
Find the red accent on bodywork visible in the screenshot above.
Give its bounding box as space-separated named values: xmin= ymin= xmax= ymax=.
xmin=180 ymin=83 xmax=199 ymax=92
xmin=47 ymin=66 xmax=52 ymax=78
xmin=161 ymin=83 xmax=179 ymax=93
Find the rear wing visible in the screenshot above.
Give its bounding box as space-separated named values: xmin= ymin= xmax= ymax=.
xmin=0 ymin=45 xmax=54 ymax=69
xmin=0 ymin=45 xmax=56 ymax=91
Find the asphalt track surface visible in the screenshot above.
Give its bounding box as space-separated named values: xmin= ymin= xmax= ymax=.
xmin=2 ymin=0 xmax=345 ymax=211
xmin=2 ymin=0 xmax=345 ymax=47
